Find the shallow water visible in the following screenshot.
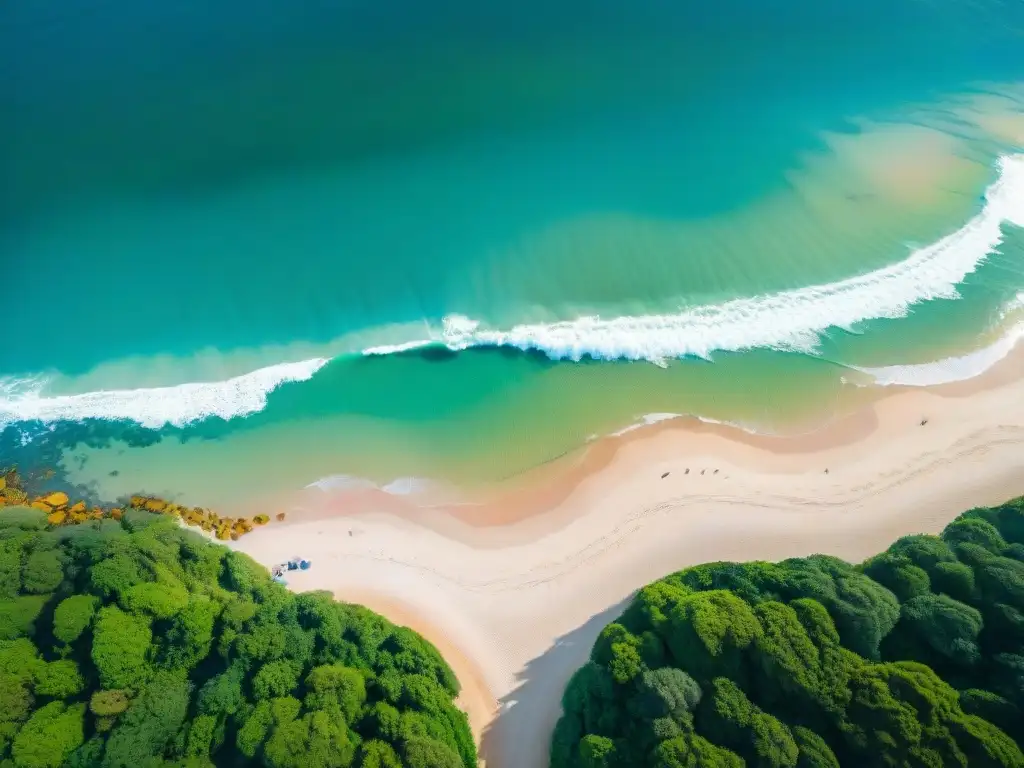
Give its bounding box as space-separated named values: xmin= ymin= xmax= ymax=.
xmin=3 ymin=0 xmax=1024 ymax=500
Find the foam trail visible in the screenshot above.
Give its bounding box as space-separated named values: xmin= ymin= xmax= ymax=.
xmin=362 ymin=340 xmax=433 ymax=356
xmin=430 ymin=155 xmax=1024 ymax=362
xmin=856 ymin=325 xmax=1024 ymax=386
xmin=0 ymin=358 xmax=328 ymax=429
xmin=858 ymin=293 xmax=1024 ymax=387
xmin=304 ymin=475 xmax=377 ymax=492
xmin=3 ymin=156 xmax=1021 ymax=431
xmin=610 ymin=413 xmax=682 ymax=437
xmin=306 ymin=474 xmax=435 ymax=497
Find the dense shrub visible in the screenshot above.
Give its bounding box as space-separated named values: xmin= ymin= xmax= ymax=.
xmin=551 ymin=499 xmax=1024 ymax=767
xmin=0 ymin=506 xmax=475 ymax=767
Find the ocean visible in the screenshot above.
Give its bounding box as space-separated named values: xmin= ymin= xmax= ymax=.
xmin=2 ymin=0 xmax=1024 ymax=508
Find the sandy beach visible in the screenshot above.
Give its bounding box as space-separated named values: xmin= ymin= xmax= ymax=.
xmin=231 ymin=347 xmax=1024 ymax=768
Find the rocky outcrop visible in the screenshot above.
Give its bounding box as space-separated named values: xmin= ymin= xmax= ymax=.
xmin=0 ymin=470 xmax=282 ymax=539
xmin=42 ymin=492 xmax=69 ymax=508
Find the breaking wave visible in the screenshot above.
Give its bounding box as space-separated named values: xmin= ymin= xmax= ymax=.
xmin=1 ymin=154 xmax=1021 ymax=430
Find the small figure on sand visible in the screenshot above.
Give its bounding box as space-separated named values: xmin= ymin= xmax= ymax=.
xmin=713 ymin=469 xmax=719 ymax=475
xmin=685 ymin=468 xmax=690 ymax=474
xmin=825 ymin=468 xmax=829 ymax=474
xmin=661 ymin=472 xmax=670 ymax=479
xmin=920 ymin=417 xmax=928 ymax=426
xmin=701 ymin=469 xmax=705 ymax=475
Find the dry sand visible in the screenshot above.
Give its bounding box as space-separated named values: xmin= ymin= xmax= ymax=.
xmin=231 ymin=348 xmax=1024 ymax=768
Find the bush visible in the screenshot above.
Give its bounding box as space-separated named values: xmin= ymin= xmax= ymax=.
xmin=550 ymin=500 xmax=1024 ymax=767
xmin=0 ymin=510 xmax=475 ymax=767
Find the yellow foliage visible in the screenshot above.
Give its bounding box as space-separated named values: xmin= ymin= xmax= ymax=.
xmin=30 ymin=501 xmax=51 ymax=512
xmin=144 ymin=498 xmax=167 ymax=513
xmin=43 ymin=492 xmax=69 ymax=508
xmin=69 ymin=501 xmax=87 ymax=514
xmin=253 ymin=514 xmax=270 ymax=525
xmin=111 ymin=509 xmax=123 ymax=520
xmin=47 ymin=511 xmax=66 ymax=525
xmin=130 ymin=496 xmax=146 ymax=508
xmin=4 ymin=489 xmax=27 ymax=505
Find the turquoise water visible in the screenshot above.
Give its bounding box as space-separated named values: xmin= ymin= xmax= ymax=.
xmin=2 ymin=0 xmax=1024 ymax=501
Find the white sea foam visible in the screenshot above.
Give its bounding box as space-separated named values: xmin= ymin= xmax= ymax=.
xmin=426 ymin=154 xmax=1024 ymax=362
xmin=362 ymin=339 xmax=433 ymax=356
xmin=857 ymin=293 xmax=1024 ymax=387
xmin=0 ymin=358 xmax=328 ymax=429
xmin=610 ymin=413 xmax=682 ymax=437
xmin=2 ymin=155 xmax=1021 ymax=431
xmin=855 ymin=324 xmax=1024 ymax=386
xmin=304 ymin=474 xmax=377 ymax=492
xmin=445 ymin=157 xmax=1021 ymax=359
xmin=306 ymin=474 xmax=435 ymax=497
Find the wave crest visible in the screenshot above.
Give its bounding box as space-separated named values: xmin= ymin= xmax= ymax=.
xmin=431 ymin=154 xmax=1024 ymax=362
xmin=0 ymin=358 xmax=328 ymax=429
xmin=2 ymin=154 xmax=1021 ymax=430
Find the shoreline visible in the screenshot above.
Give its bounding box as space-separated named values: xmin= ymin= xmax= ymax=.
xmin=231 ymin=340 xmax=1024 ymax=767
xmin=274 ymin=337 xmax=1024 ymax=540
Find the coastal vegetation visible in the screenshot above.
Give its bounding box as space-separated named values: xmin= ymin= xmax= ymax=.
xmin=550 ymin=499 xmax=1024 ymax=767
xmin=0 ymin=502 xmax=475 ymax=768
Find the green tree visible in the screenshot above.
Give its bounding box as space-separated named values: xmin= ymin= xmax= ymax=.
xmin=931 ymin=561 xmax=976 ymax=603
xmin=11 ymin=701 xmax=85 ymax=768
xmin=356 ymin=740 xmax=402 ymax=768
xmin=91 ymin=606 xmax=152 ymax=690
xmin=263 ymin=710 xmax=356 ymax=768
xmin=33 ymin=660 xmax=85 ymax=699
xmin=0 ymin=508 xmax=474 ymax=768
xmin=550 ymin=500 xmax=1024 ymax=767
xmin=195 ymin=666 xmax=244 ymax=718
xmin=89 ymin=555 xmax=143 ymax=599
xmin=792 ymin=726 xmax=839 ymax=768
xmin=651 ymin=734 xmax=744 ymax=768
xmin=897 ymin=593 xmax=984 ymax=666
xmin=52 ymin=595 xmax=99 ymax=645
xmin=21 ymin=550 xmax=63 ymax=595
xmin=101 ymin=671 xmax=191 ymax=768
xmin=0 ymin=596 xmax=47 ymax=640
xmin=159 ymin=599 xmax=218 ymax=670
xmin=252 ymin=660 xmax=300 ymax=701
xmin=579 ymin=734 xmax=616 ymax=768
xmin=861 ymin=553 xmax=930 ymax=602
xmin=630 ymin=667 xmax=702 ymax=722
xmin=943 ymin=518 xmax=1007 ymax=555
xmin=184 ymin=714 xmax=217 ymax=757
xmin=304 ymin=664 xmax=366 ymax=720
xmin=235 ymin=700 xmax=273 ymax=759
xmin=402 ymin=736 xmax=463 ymax=768
xmin=121 ymin=582 xmax=188 ymax=619
xmin=664 ymin=591 xmax=762 ymax=683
